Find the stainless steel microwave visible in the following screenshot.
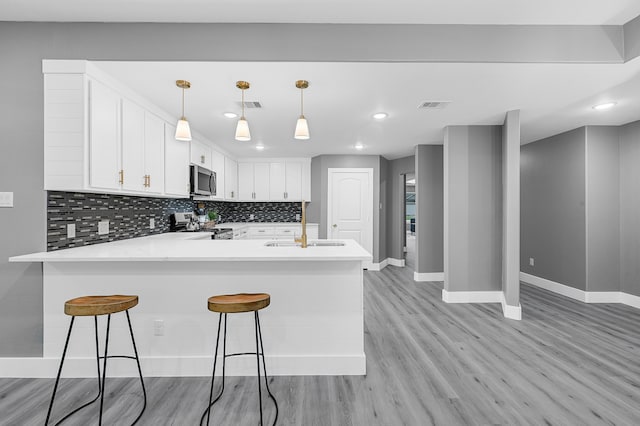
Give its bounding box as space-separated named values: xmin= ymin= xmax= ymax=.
xmin=190 ymin=165 xmax=216 ymax=197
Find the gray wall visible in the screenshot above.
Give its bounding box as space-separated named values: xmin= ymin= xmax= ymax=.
xmin=620 ymin=121 xmax=640 ymax=297
xmin=386 ymin=156 xmax=415 ymax=261
xmin=414 ymin=146 xmax=444 ymax=275
xmin=444 ymin=126 xmax=502 ymax=292
xmin=585 ymin=126 xmax=621 ymax=292
xmin=308 ymin=155 xmax=382 ymax=263
xmin=520 ymin=128 xmax=586 ymax=290
xmin=502 ymin=111 xmax=521 ymax=306
xmin=624 ymin=14 xmax=640 ymax=62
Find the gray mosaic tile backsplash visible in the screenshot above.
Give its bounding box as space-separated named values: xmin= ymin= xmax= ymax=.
xmin=47 ymin=191 xmax=302 ymax=251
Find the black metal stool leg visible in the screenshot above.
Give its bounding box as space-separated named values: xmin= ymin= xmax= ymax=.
xmin=44 ymin=316 xmax=75 ymax=425
xmin=256 ymin=312 xmax=279 ymax=426
xmin=203 ymin=312 xmax=228 ymax=426
xmin=125 ymin=310 xmax=147 ymax=425
xmin=254 ymin=312 xmax=264 ymax=426
xmin=98 ymin=314 xmax=111 ymax=426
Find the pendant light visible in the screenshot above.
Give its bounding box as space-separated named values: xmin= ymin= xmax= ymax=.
xmin=235 ymin=81 xmax=251 ymax=141
xmin=175 ymin=80 xmax=192 ymax=141
xmin=294 ymin=80 xmax=310 ymax=140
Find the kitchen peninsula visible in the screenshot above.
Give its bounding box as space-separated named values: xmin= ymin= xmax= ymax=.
xmin=10 ymin=234 xmax=371 ymax=377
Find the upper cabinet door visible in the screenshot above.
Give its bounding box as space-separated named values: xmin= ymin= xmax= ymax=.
xmin=191 ymin=139 xmax=211 ymax=170
xmin=285 ymin=161 xmax=303 ymax=201
xmin=143 ymin=112 xmax=165 ymax=194
xmin=89 ymin=80 xmax=121 ymax=190
xmin=225 ymin=157 xmax=238 ymax=200
xmin=238 ymin=162 xmax=254 ymax=201
xmin=269 ymin=162 xmax=286 ymax=201
xmin=164 ymin=123 xmax=190 ymax=197
xmin=253 ymin=163 xmax=271 ymax=201
xmin=121 ymin=99 xmax=145 ymax=192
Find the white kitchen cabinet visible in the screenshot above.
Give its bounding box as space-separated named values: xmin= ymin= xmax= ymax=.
xmin=238 ymin=162 xmax=270 ymax=201
xmin=269 ymin=162 xmax=286 ymax=201
xmin=121 ymin=100 xmax=164 ymax=194
xmin=190 ymin=139 xmax=212 ymax=170
xmin=164 ymin=123 xmax=190 ymax=197
xmin=89 ymin=79 xmax=121 ymax=190
xmin=224 ymin=157 xmax=238 ymax=200
xmin=210 ymin=149 xmax=225 ymax=200
xmin=285 ymin=161 xmax=303 ymax=201
xmin=121 ymin=99 xmax=145 ymax=192
xmin=248 ymin=226 xmax=276 ymax=239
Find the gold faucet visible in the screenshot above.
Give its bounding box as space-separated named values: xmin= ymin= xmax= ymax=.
xmin=295 ymin=200 xmax=308 ymax=248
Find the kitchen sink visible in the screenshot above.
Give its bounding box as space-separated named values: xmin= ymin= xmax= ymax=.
xmin=264 ymin=241 xmax=345 ymax=247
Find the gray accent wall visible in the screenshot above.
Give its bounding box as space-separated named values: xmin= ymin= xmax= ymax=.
xmin=386 ymin=156 xmax=415 ymax=261
xmin=620 ymin=121 xmax=640 ymax=297
xmin=308 ymin=155 xmax=382 ymax=263
xmin=624 ymin=14 xmax=640 ymax=62
xmin=414 ymin=146 xmax=444 ymax=275
xmin=444 ymin=126 xmax=502 ymax=292
xmin=585 ymin=126 xmax=621 ymax=292
xmin=502 ymin=111 xmax=521 ymax=307
xmin=520 ymin=128 xmax=587 ymax=290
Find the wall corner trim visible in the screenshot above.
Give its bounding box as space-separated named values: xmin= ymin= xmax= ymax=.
xmin=414 ymin=272 xmax=444 ymax=282
xmin=500 ymin=295 xmax=522 ymax=320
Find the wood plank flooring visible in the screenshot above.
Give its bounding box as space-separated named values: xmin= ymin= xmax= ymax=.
xmin=1 ymin=261 xmax=640 ymax=425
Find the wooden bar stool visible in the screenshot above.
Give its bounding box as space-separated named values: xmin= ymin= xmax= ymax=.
xmin=201 ymin=293 xmax=278 ymax=426
xmin=45 ymin=295 xmax=147 ymax=426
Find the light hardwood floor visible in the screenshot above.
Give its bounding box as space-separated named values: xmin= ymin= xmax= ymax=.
xmin=2 ymin=262 xmax=640 ymax=425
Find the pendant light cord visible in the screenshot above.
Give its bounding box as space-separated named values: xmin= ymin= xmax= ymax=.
xmin=181 ymin=86 xmax=185 ymax=119
xmin=241 ymin=88 xmax=245 ymax=119
xmin=300 ymin=87 xmax=304 ymax=117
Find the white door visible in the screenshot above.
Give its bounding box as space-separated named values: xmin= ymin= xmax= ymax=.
xmin=328 ymin=168 xmax=374 ymax=268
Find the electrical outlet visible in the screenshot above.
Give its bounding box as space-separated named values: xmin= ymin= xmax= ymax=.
xmin=296 ymin=214 xmax=301 ymax=221
xmin=67 ymin=224 xmax=76 ymax=239
xmin=529 ymin=257 xmax=535 ymax=266
xmin=0 ymin=192 xmax=13 ymax=208
xmin=98 ymin=220 xmax=109 ymax=235
xmin=154 ymin=320 xmax=164 ymax=336
xmin=150 ymin=218 xmax=155 ymax=229
xmin=249 ymin=214 xmax=255 ymax=220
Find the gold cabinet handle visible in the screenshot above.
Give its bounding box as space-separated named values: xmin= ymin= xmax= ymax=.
xmin=147 ymin=175 xmax=151 ymax=187
xmin=119 ymin=170 xmax=124 ymax=185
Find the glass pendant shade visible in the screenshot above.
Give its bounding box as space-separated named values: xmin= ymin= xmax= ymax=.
xmin=175 ymin=118 xmax=192 ymax=141
xmin=235 ymin=118 xmax=251 ymax=141
xmin=294 ymin=115 xmax=310 ymax=140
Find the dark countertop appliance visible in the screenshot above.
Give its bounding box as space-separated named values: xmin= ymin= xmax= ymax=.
xmin=170 ymin=212 xmax=233 ymax=239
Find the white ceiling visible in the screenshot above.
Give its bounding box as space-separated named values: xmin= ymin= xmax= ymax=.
xmin=95 ymin=60 xmax=640 ymax=159
xmin=4 ymin=0 xmax=640 ymax=25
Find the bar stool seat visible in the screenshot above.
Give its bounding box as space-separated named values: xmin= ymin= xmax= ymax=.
xmin=65 ymin=295 xmax=139 ymax=316
xmin=45 ymin=295 xmax=146 ymax=426
xmin=208 ymin=293 xmax=270 ymax=313
xmin=202 ymin=292 xmax=278 ymax=426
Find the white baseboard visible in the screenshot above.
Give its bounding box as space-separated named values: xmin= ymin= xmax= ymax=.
xmin=620 ymin=292 xmax=640 ymax=309
xmin=519 ymin=272 xmax=587 ymax=302
xmin=388 ymin=258 xmax=405 ymax=267
xmin=441 ymin=290 xmax=521 ymax=320
xmin=520 ymin=272 xmax=640 ymax=310
xmin=0 ymin=354 xmax=366 ymax=378
xmin=414 ymin=272 xmax=444 ymax=282
xmin=500 ymin=294 xmax=522 ymax=321
xmin=441 ymin=289 xmax=502 ymax=304
xmin=368 ymin=258 xmax=388 ymax=271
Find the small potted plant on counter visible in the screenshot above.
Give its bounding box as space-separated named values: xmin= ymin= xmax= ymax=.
xmin=203 ymin=210 xmax=218 ymax=230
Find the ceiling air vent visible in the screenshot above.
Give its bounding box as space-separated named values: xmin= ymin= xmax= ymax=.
xmin=237 ymin=101 xmax=262 ymax=109
xmin=418 ymin=101 xmax=450 ymax=110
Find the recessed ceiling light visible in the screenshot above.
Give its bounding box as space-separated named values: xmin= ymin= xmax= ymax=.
xmin=355 ymin=143 xmax=364 ymax=150
xmin=593 ymin=102 xmax=617 ymax=111
xmin=223 ymin=112 xmax=238 ymax=118
xmin=372 ymin=112 xmax=388 ymax=120
xmin=255 ymin=145 xmax=265 ymax=151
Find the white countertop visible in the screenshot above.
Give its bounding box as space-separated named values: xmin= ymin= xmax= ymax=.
xmin=9 ymin=232 xmax=371 ymax=263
